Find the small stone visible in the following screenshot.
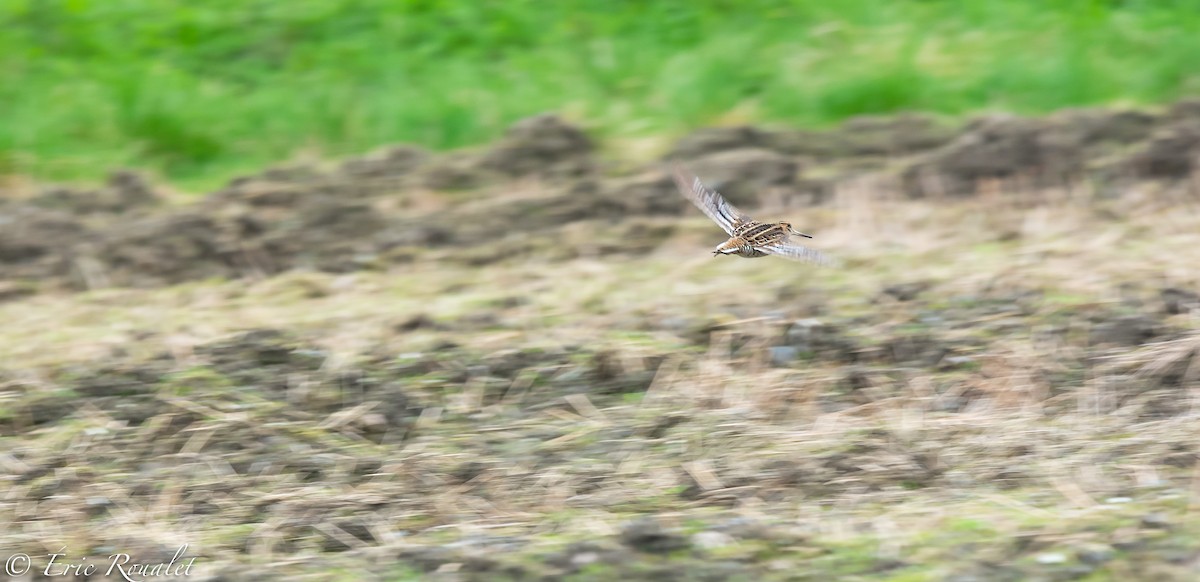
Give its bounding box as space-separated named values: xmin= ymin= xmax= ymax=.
xmin=769 ymin=346 xmax=799 ymax=367
xmin=918 ymin=313 xmax=945 ymax=325
xmin=691 ymin=531 xmax=734 ymax=550
xmin=85 ymin=496 xmax=111 ymax=507
xmin=248 ymin=461 xmax=273 ymax=474
xmin=1104 ymin=496 xmax=1132 ymax=504
xmin=940 ymin=355 xmax=975 ymax=370
xmin=658 ymin=316 xmax=693 ymax=333
xmin=786 ymin=318 xmax=824 ymax=345
xmin=555 ymin=368 xmax=586 ymax=383
xmin=358 ymin=413 xmax=389 ymax=432
xmin=1140 ymin=513 xmax=1170 ymax=529
xmin=1062 ymin=565 xmax=1097 ymax=578
xmin=1036 ymin=553 xmax=1067 ymax=564
xmin=1076 ymin=545 xmax=1114 ymax=565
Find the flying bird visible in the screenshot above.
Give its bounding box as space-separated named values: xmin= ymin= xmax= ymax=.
xmin=671 ymin=166 xmax=837 ymax=266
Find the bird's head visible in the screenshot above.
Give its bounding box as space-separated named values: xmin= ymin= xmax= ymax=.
xmin=782 ymin=222 xmax=813 ymax=239
xmin=712 ymin=241 xmax=738 ymax=256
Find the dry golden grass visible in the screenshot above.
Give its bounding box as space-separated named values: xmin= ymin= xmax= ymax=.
xmin=3 ymin=175 xmax=1200 ymax=580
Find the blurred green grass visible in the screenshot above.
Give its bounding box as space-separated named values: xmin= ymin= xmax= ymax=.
xmin=3 ymin=0 xmax=1200 ymax=188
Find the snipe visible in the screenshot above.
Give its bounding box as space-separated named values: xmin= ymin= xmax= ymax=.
xmin=672 ymin=166 xmax=837 ymax=266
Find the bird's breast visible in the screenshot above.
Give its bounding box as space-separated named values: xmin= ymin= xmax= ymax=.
xmin=715 ymin=238 xmax=744 ymax=252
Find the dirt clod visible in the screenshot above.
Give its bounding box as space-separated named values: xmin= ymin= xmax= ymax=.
xmin=618 ymin=518 xmax=690 ymax=553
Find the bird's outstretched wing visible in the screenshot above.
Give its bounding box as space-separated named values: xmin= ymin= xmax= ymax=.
xmin=757 ymin=239 xmax=840 ymax=267
xmin=672 ymin=165 xmax=750 ymax=236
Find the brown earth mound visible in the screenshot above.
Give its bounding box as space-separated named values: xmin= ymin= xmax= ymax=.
xmin=4 ymin=103 xmax=1200 ymax=293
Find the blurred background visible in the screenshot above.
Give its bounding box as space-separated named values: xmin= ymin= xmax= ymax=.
xmin=3 ymin=1 xmax=1200 ymax=581
xmin=4 ymin=0 xmax=1200 ymax=187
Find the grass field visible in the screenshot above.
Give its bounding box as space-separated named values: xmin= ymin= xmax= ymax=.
xmin=4 ymin=0 xmax=1200 ymax=188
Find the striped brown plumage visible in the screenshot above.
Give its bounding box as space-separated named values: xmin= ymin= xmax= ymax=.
xmin=672 ymin=165 xmax=837 ymax=266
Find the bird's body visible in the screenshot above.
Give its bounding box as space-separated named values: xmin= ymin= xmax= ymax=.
xmin=716 ymin=221 xmax=795 ymax=258
xmin=672 ymin=166 xmax=836 ymax=266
